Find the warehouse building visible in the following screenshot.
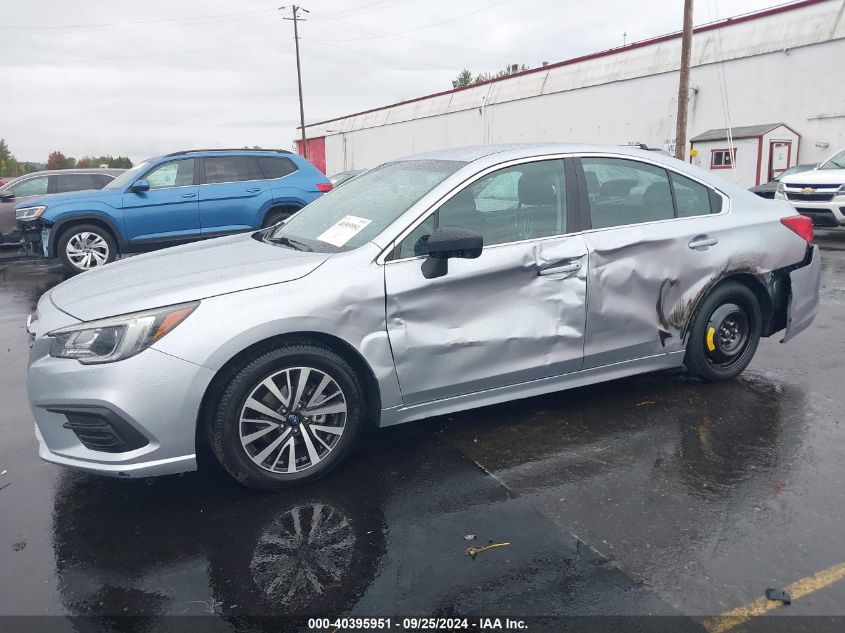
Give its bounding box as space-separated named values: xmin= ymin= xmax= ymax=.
xmin=296 ymin=0 xmax=845 ymax=187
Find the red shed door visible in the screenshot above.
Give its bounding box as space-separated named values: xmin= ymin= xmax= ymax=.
xmin=768 ymin=141 xmax=792 ymax=181
xmin=295 ymin=136 xmax=326 ymax=174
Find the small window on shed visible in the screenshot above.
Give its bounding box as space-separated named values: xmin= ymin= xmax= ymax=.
xmin=258 ymin=156 xmax=298 ymax=179
xmin=710 ymin=148 xmax=736 ymax=169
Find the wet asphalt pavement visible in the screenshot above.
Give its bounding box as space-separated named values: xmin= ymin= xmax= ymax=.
xmin=1 ymin=233 xmax=844 ymax=631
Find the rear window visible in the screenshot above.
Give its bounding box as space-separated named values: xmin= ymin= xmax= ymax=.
xmin=204 ymin=156 xmax=264 ymax=184
xmin=258 ymin=156 xmax=298 ymax=179
xmin=583 ymin=157 xmax=674 ymax=229
xmin=670 ymin=172 xmax=713 ymax=218
xmin=55 ymin=174 xmax=98 ymax=192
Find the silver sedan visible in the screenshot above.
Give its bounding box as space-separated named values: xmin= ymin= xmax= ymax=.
xmin=25 ymin=144 xmax=821 ymax=490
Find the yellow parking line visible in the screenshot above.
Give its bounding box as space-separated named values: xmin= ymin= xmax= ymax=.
xmin=701 ymin=560 xmax=845 ymax=633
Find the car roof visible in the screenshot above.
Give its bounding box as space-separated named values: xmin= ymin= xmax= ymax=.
xmin=397 ymin=142 xmax=753 ymax=200
xmin=399 ymin=142 xmax=677 ymax=164
xmin=161 ymin=148 xmax=293 ymax=158
xmin=1 ymin=168 xmax=125 ymax=184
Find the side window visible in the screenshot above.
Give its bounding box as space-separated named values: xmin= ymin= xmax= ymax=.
xmin=92 ymin=174 xmax=115 ymax=188
xmin=9 ymin=176 xmax=49 ymax=197
xmin=258 ymin=156 xmax=298 ymax=179
xmin=145 ymin=159 xmax=195 ymax=189
xmin=670 ymin=172 xmax=713 ymax=217
xmin=204 ymin=156 xmax=264 ymax=184
xmin=582 ymin=157 xmax=673 ymax=229
xmin=55 ymin=174 xmax=97 ymax=192
xmin=396 ymin=160 xmax=566 ymax=259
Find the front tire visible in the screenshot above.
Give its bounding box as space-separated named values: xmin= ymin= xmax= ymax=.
xmin=57 ymin=224 xmax=117 ymax=274
xmin=211 ymin=342 xmax=366 ymax=491
xmin=261 ymin=210 xmax=293 ymax=228
xmin=684 ymin=281 xmax=762 ymax=382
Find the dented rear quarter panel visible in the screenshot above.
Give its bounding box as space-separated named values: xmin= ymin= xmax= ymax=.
xmin=581 ymin=194 xmax=808 ymax=367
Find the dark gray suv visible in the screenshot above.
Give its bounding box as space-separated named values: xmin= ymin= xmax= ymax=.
xmin=0 ymin=169 xmax=123 ymax=244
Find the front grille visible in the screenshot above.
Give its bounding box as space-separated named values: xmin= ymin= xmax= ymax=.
xmin=50 ymin=407 xmax=149 ymax=453
xmin=789 ymin=183 xmax=840 ymax=189
xmin=787 ymin=192 xmax=836 ymax=202
xmin=795 ymin=208 xmax=839 ymax=228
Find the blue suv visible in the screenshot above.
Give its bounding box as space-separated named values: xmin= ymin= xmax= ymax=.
xmin=15 ymin=149 xmax=332 ymax=274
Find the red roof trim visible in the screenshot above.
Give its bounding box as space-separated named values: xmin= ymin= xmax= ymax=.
xmin=302 ymin=0 xmax=828 ymax=131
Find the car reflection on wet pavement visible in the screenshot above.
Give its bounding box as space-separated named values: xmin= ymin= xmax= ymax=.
xmin=1 ymin=231 xmax=845 ymax=631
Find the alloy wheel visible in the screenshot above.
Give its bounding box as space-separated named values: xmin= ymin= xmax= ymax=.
xmin=65 ymin=232 xmax=110 ymax=269
xmin=238 ymin=366 xmax=347 ymax=474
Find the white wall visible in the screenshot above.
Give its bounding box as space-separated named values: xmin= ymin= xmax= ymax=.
xmin=312 ymin=1 xmax=845 ymax=175
xmin=690 ymin=137 xmax=758 ymax=186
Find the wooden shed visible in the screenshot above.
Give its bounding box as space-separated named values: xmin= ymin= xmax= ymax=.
xmin=690 ymin=123 xmax=801 ymax=187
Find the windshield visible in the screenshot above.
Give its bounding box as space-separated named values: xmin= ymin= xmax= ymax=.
xmin=266 ymin=159 xmax=466 ymax=252
xmin=819 ymin=150 xmax=845 ymax=170
xmin=102 ymin=161 xmax=149 ymax=190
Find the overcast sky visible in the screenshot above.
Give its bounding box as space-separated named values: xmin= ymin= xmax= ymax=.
xmin=2 ymin=0 xmax=783 ymax=163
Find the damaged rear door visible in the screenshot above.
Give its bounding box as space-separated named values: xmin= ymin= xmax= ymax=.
xmin=384 ymin=157 xmax=587 ymax=406
xmin=576 ymin=155 xmax=734 ymax=368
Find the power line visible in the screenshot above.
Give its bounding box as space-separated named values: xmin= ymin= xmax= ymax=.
xmin=330 ymin=0 xmax=411 ymax=18
xmin=0 ymin=37 xmax=282 ymax=67
xmin=308 ymin=7 xmax=515 ymax=57
xmin=0 ymin=8 xmax=277 ymax=31
xmin=316 ymin=0 xmax=519 ymax=41
xmin=303 ymin=37 xmax=455 ymax=70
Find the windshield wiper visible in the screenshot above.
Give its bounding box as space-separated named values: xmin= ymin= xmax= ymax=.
xmin=264 ymin=235 xmax=314 ymax=252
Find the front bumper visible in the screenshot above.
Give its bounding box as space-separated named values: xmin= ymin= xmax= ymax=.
xmin=775 ymin=193 xmax=845 ymax=227
xmin=27 ymin=325 xmax=216 ymax=478
xmin=782 ymin=245 xmax=821 ymax=343
xmin=17 ymin=218 xmax=49 ymax=255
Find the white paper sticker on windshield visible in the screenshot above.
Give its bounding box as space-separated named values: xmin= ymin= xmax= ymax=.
xmin=317 ymin=215 xmax=373 ymax=247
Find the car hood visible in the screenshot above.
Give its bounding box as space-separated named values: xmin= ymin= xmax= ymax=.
xmin=780 ymin=169 xmax=845 ymax=184
xmin=749 ymin=181 xmax=777 ymax=192
xmin=19 ymin=189 xmax=121 ymax=210
xmin=49 ymin=233 xmax=332 ymax=321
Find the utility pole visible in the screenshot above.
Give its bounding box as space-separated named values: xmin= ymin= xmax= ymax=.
xmin=674 ymin=0 xmax=694 ymax=161
xmin=282 ymin=5 xmax=309 ymax=158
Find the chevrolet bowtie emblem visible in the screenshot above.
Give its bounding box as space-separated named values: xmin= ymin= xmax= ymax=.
xmin=801 ymin=187 xmax=815 ymax=195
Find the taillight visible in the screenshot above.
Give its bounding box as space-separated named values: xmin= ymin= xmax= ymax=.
xmin=780 ymin=215 xmax=813 ymax=242
xmin=317 ymin=182 xmax=333 ymax=193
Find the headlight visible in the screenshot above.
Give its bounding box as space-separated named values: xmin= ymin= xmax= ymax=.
xmin=776 ymin=182 xmax=786 ymax=194
xmin=48 ymin=302 xmax=198 ymax=364
xmin=16 ymin=205 xmax=47 ymax=221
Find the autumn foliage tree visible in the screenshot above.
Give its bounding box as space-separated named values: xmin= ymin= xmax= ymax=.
xmin=45 ymin=151 xmax=76 ymax=170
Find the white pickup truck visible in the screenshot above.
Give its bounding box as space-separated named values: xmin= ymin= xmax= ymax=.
xmin=775 ymin=148 xmax=845 ymax=227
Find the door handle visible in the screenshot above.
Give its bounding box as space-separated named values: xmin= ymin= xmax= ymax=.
xmin=539 ymin=259 xmax=582 ymax=276
xmin=246 ymin=187 xmax=262 ymax=193
xmin=688 ymin=235 xmax=718 ymax=250
xmin=181 ymin=192 xmax=197 ymax=198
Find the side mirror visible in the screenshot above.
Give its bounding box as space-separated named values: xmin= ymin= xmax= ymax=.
xmin=0 ymin=191 xmax=14 ymax=201
xmin=128 ymin=179 xmax=150 ymax=193
xmin=421 ymin=227 xmax=483 ymax=279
